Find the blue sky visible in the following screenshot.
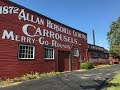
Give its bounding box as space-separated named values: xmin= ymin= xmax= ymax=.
xmin=10 ymin=0 xmax=120 ymax=49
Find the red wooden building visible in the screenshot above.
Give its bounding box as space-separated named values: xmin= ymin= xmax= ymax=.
xmin=0 ymin=0 xmax=87 ymax=79
xmin=87 ymin=44 xmax=109 ymax=65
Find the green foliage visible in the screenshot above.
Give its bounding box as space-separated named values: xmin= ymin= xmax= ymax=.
xmin=107 ymin=17 xmax=120 ymax=58
xmin=80 ymin=61 xmax=94 ymax=70
xmin=109 ymin=49 xmax=120 ymax=59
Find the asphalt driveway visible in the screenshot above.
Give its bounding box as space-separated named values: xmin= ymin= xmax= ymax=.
xmin=0 ymin=64 xmax=120 ymax=90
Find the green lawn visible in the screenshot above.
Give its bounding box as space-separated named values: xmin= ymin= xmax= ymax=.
xmin=107 ymin=72 xmax=120 ymax=90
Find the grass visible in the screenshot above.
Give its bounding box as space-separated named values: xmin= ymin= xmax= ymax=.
xmin=94 ymin=64 xmax=111 ymax=69
xmin=107 ymin=72 xmax=120 ymax=90
xmin=0 ymin=72 xmax=60 ymax=87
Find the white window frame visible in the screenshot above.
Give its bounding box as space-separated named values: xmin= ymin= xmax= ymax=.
xmin=44 ymin=47 xmax=54 ymax=60
xmin=18 ymin=44 xmax=35 ymax=59
xmin=73 ymin=48 xmax=79 ymax=57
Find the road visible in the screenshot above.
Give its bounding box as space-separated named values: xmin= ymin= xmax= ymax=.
xmin=0 ymin=64 xmax=120 ymax=90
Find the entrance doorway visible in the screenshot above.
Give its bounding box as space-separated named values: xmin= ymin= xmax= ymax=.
xmin=58 ymin=51 xmax=70 ymax=72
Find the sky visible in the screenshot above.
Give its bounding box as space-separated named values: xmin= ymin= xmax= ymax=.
xmin=10 ymin=0 xmax=120 ymax=49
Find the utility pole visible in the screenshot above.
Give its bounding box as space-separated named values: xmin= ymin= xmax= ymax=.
xmin=93 ymin=30 xmax=95 ymax=45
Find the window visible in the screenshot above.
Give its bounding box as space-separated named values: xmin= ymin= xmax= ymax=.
xmin=80 ymin=56 xmax=85 ymax=61
xmin=44 ymin=47 xmax=54 ymax=59
xmin=73 ymin=48 xmax=79 ymax=57
xmin=104 ymin=54 xmax=108 ymax=59
xmin=89 ymin=52 xmax=93 ymax=57
xmin=18 ymin=44 xmax=35 ymax=59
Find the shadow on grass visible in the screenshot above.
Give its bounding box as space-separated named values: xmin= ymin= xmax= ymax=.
xmin=107 ymin=83 xmax=120 ymax=87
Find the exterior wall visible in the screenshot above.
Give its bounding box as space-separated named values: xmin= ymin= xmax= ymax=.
xmin=87 ymin=44 xmax=109 ymax=65
xmin=0 ymin=0 xmax=87 ymax=79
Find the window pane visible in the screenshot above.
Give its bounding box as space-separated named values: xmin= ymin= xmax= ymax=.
xmin=19 ymin=54 xmax=22 ymax=58
xmin=23 ymin=46 xmax=25 ymax=49
xmin=20 ymin=46 xmax=22 ymax=49
xmin=31 ymin=55 xmax=33 ymax=58
xmin=19 ymin=50 xmax=22 ymax=53
xmin=28 ymin=55 xmax=30 ymax=58
xmin=22 ymin=54 xmax=24 ymax=58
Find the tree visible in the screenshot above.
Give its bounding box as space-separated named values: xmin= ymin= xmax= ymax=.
xmin=107 ymin=17 xmax=120 ymax=59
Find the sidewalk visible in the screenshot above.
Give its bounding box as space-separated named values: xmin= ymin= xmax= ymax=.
xmin=0 ymin=64 xmax=120 ymax=90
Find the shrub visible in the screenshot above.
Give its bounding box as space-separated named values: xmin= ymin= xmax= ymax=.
xmin=19 ymin=72 xmax=60 ymax=81
xmin=80 ymin=61 xmax=94 ymax=69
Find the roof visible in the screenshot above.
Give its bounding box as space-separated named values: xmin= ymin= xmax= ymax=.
xmin=87 ymin=43 xmax=109 ymax=53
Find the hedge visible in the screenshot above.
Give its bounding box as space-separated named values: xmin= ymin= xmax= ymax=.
xmin=80 ymin=61 xmax=94 ymax=69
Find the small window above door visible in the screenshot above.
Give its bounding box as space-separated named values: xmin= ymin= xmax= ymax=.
xmin=73 ymin=48 xmax=79 ymax=57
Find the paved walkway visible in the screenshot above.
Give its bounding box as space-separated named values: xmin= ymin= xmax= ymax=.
xmin=1 ymin=64 xmax=120 ymax=90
